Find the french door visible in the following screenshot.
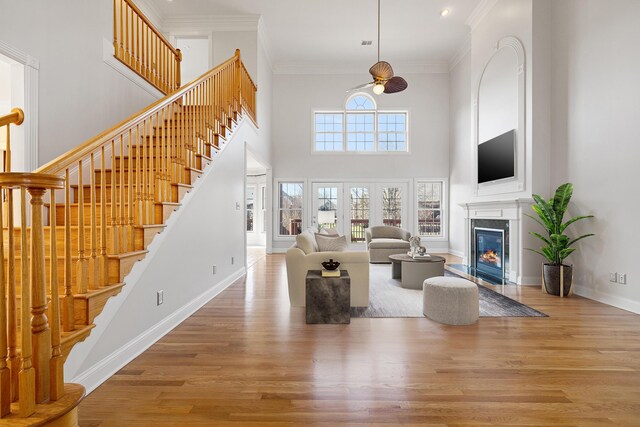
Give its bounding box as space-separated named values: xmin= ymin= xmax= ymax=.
xmin=311 ymin=181 xmax=408 ymax=246
xmin=311 ymin=183 xmax=344 ymax=235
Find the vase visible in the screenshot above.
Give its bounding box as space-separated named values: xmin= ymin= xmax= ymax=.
xmin=543 ymin=264 xmax=573 ymax=297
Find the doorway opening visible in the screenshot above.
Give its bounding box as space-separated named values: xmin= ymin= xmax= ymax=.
xmin=0 ymin=52 xmax=25 ymax=172
xmin=246 ymin=149 xmax=268 ymax=266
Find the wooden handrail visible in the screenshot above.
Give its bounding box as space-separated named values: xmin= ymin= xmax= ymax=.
xmin=36 ymin=53 xmax=244 ymax=175
xmin=123 ymin=0 xmax=179 ymax=57
xmin=114 ymin=0 xmax=182 ymax=94
xmin=0 ymin=108 xmax=24 ymax=128
xmin=1 ymin=50 xmax=256 ymax=420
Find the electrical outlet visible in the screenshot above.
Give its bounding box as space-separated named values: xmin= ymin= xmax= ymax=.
xmin=231 ymin=256 xmax=235 ymax=265
xmin=157 ymin=290 xmax=164 ymax=305
xmin=212 ymin=264 xmax=217 ymax=274
xmin=618 ymin=273 xmax=627 ymax=285
xmin=609 ymin=272 xmax=618 ymax=283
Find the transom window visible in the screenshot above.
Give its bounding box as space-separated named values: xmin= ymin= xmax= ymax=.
xmin=314 ymin=93 xmax=408 ymax=153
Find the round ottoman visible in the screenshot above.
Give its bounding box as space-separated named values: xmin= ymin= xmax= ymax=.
xmin=423 ymin=277 xmax=479 ymax=325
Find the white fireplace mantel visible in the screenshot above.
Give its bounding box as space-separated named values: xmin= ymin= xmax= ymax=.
xmin=459 ymin=198 xmax=538 ymax=285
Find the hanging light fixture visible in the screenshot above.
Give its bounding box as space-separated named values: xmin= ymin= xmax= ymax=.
xmin=347 ymin=0 xmax=408 ymax=95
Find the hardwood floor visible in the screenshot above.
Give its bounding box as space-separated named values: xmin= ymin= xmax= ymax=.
xmin=78 ymin=254 xmax=640 ymax=426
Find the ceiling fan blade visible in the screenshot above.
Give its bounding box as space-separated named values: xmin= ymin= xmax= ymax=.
xmin=384 ymin=76 xmax=408 ymax=94
xmin=369 ymin=61 xmax=394 ymax=80
xmin=346 ymin=82 xmax=374 ymax=92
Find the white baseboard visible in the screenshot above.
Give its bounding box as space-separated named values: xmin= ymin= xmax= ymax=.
xmin=574 ymin=286 xmax=640 ymax=315
xmin=71 ymin=267 xmax=246 ymax=394
xmin=448 ymin=248 xmax=465 ymax=258
xmin=270 ymin=247 xmax=288 ymax=254
xmin=102 ymin=38 xmax=164 ymax=99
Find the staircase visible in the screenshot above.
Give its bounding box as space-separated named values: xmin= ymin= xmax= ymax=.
xmin=0 ymin=50 xmax=256 ymax=425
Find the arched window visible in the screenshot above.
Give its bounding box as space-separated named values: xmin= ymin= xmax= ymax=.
xmin=314 ymin=93 xmax=407 ymax=153
xmin=346 ymin=94 xmax=376 ymax=110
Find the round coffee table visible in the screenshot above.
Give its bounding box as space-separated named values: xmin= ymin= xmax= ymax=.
xmin=388 ymin=253 xmax=446 ymax=289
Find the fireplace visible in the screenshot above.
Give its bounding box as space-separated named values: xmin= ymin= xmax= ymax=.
xmin=474 ymin=227 xmax=505 ymax=279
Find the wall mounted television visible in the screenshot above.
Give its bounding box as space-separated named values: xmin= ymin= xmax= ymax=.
xmin=477 ymin=129 xmax=516 ymax=184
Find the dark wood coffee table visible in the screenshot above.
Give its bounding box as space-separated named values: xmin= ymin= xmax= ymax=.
xmin=388 ymin=254 xmax=446 ymax=289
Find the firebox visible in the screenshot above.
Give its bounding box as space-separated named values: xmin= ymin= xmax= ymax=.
xmin=474 ymin=228 xmax=504 ymax=279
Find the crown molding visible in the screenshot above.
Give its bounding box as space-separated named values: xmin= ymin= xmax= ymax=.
xmin=273 ymin=61 xmax=449 ymax=75
xmin=163 ymin=14 xmax=261 ymax=32
xmin=448 ymin=35 xmax=471 ymax=71
xmin=131 ymin=0 xmax=165 ymax=29
xmin=465 ymin=0 xmax=499 ymax=32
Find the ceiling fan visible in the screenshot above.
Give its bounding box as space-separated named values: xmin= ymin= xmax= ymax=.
xmin=348 ymin=0 xmax=408 ymax=95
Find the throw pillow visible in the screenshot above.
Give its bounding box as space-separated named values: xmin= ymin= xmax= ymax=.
xmin=315 ymin=234 xmax=348 ymax=252
xmin=296 ymin=230 xmax=318 ymax=254
xmin=320 ymin=227 xmax=339 ymax=236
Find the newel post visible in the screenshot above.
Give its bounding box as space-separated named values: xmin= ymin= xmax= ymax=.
xmin=28 ymin=187 xmax=51 ymax=404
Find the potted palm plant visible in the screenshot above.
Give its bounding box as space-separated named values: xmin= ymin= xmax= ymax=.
xmin=527 ymin=183 xmax=594 ymax=296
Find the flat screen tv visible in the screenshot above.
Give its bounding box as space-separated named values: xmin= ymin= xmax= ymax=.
xmin=477 ymin=129 xmax=516 ymax=184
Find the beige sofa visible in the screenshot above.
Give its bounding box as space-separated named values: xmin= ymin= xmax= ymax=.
xmin=365 ymin=225 xmax=411 ymax=263
xmin=285 ymin=229 xmax=370 ymax=307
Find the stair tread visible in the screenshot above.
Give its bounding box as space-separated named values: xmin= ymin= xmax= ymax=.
xmin=74 ymin=282 xmax=126 ymax=299
xmin=107 ymin=250 xmax=148 ymax=260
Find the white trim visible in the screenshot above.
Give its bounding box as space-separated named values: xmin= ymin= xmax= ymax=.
xmin=71 ymin=267 xmax=246 ymax=394
xmin=573 ymin=287 xmax=640 ymax=315
xmin=130 ymin=0 xmax=165 ymax=29
xmin=274 ymin=178 xmax=307 ymax=240
xmin=465 ymin=0 xmax=499 ymax=32
xmin=414 ymin=178 xmax=449 ymax=241
xmin=473 ymin=36 xmax=527 ymax=197
xmin=257 ymin=16 xmax=274 ymax=71
xmin=448 ymin=248 xmax=465 ymax=258
xmin=448 ymin=35 xmax=471 ymax=71
xmin=102 ymin=38 xmax=165 ymax=99
xmin=164 ymin=14 xmax=261 ymax=32
xmin=0 ymin=40 xmax=39 ymax=170
xmin=273 ymin=61 xmax=449 ymax=75
xmin=270 ymin=247 xmax=288 ymax=254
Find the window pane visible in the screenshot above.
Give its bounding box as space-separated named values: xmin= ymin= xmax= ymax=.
xmin=346 ymin=113 xmax=375 ymax=151
xmin=382 ymin=187 xmax=402 ymax=227
xmin=350 ymin=187 xmax=369 ymax=242
xmin=246 ymin=187 xmax=255 ymax=232
xmin=279 ymin=182 xmax=304 ymax=236
xmin=377 ymin=113 xmax=407 ymax=152
xmin=417 ymin=182 xmax=442 ymax=236
xmin=315 ymin=113 xmax=343 ymax=151
xmin=346 ymin=95 xmax=375 ymax=110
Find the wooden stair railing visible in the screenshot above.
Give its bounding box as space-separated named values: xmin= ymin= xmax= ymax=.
xmin=114 ymin=0 xmax=182 ymax=94
xmin=0 ymin=50 xmax=256 ymax=424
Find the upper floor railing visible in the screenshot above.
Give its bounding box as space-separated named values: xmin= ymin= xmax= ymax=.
xmin=114 ymin=0 xmax=181 ymax=94
xmin=0 ymin=108 xmax=23 ymax=173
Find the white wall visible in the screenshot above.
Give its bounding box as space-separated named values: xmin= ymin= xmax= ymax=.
xmin=448 ymin=0 xmax=549 ymax=272
xmin=176 ymin=37 xmax=210 ymax=84
xmin=66 ymin=121 xmax=257 ymax=390
xmin=549 ymin=0 xmax=640 ymax=313
xmin=271 ymin=72 xmax=450 ymax=251
xmin=448 ymin=51 xmax=472 ymax=257
xmin=0 ymin=0 xmax=161 ymax=165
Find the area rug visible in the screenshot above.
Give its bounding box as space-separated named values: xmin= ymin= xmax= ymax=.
xmin=350 ymin=264 xmax=547 ymax=318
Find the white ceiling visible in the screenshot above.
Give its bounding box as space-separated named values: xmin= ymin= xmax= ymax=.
xmin=146 ymin=0 xmax=482 ymax=70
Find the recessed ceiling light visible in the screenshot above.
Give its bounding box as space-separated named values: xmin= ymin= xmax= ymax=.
xmin=362 ymin=40 xmax=373 ymax=46
xmin=440 ymin=9 xmax=450 ymax=17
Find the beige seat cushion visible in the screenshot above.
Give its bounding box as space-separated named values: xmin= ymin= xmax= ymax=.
xmin=369 ymin=238 xmax=411 ymax=249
